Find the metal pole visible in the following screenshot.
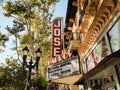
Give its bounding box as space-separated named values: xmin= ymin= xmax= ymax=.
xmin=26 ymin=58 xmax=33 ymax=90
xmin=26 ymin=66 xmax=32 ymax=90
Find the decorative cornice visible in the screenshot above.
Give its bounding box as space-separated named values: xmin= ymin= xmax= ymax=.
xmin=78 ymin=0 xmax=119 ymax=60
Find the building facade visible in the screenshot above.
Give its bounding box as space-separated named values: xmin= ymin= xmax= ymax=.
xmin=48 ymin=0 xmax=120 ymax=90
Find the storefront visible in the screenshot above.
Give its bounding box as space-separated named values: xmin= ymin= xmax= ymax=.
xmin=76 ymin=50 xmax=120 ymax=90
xmin=75 ymin=12 xmax=120 ymax=90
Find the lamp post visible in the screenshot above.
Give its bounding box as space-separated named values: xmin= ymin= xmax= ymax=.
xmin=35 ymin=48 xmax=42 ymax=78
xmin=22 ymin=46 xmax=42 ymax=90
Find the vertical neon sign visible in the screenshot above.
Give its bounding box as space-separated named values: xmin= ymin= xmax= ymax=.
xmin=52 ymin=17 xmax=63 ymax=58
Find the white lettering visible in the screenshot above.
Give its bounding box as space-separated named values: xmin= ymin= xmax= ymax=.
xmin=54 ymin=38 xmax=60 ymax=46
xmin=54 ymin=21 xmax=60 ymax=27
xmin=54 ymin=28 xmax=60 ymax=36
xmin=52 ymin=19 xmax=62 ymax=57
xmin=54 ymin=48 xmax=61 ymax=56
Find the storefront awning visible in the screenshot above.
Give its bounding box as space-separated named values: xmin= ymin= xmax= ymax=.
xmin=52 ymin=74 xmax=82 ymax=85
xmin=74 ymin=50 xmax=120 ymax=85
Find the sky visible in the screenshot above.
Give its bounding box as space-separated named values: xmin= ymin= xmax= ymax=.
xmin=0 ymin=0 xmax=68 ymax=63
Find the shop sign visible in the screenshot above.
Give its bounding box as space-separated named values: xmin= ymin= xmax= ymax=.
xmin=48 ymin=56 xmax=80 ymax=80
xmin=52 ymin=17 xmax=63 ymax=58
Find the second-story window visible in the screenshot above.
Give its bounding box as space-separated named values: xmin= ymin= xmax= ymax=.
xmin=107 ymin=18 xmax=120 ymax=53
xmin=91 ymin=37 xmax=110 ymax=64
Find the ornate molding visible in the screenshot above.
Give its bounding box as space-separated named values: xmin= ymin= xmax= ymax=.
xmin=78 ymin=0 xmax=119 ymax=60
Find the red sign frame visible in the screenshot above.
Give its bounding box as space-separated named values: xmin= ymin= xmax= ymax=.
xmin=52 ymin=17 xmax=63 ymax=58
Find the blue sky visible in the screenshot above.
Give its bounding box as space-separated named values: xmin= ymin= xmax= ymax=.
xmin=0 ymin=0 xmax=68 ymax=63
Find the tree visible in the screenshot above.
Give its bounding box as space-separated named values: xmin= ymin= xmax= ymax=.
xmin=2 ymin=0 xmax=59 ymax=77
xmin=2 ymin=0 xmax=58 ymax=56
xmin=5 ymin=20 xmax=25 ymax=64
xmin=32 ymin=75 xmax=48 ymax=90
xmin=0 ymin=58 xmax=27 ymax=90
xmin=0 ymin=32 xmax=9 ymax=53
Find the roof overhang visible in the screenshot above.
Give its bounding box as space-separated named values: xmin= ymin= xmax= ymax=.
xmin=52 ymin=74 xmax=82 ymax=85
xmin=64 ymin=0 xmax=77 ymax=49
xmin=79 ymin=0 xmax=119 ymax=60
xmin=74 ymin=50 xmax=120 ymax=85
xmin=65 ymin=0 xmax=77 ymax=27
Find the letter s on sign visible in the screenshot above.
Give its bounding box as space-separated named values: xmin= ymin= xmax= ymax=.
xmin=54 ymin=38 xmax=60 ymax=46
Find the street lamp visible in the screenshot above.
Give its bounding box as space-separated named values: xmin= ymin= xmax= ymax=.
xmin=22 ymin=46 xmax=29 ymax=69
xmin=35 ymin=48 xmax=42 ymax=70
xmin=22 ymin=46 xmax=42 ymax=90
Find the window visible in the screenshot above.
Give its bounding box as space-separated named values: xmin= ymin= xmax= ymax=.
xmin=107 ymin=19 xmax=120 ymax=52
xmin=92 ymin=37 xmax=110 ymax=64
xmin=87 ymin=54 xmax=95 ymax=71
xmin=81 ymin=60 xmax=87 ymax=74
xmin=82 ymin=37 xmax=110 ymax=72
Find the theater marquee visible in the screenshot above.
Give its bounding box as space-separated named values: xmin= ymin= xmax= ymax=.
xmin=48 ymin=56 xmax=80 ymax=80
